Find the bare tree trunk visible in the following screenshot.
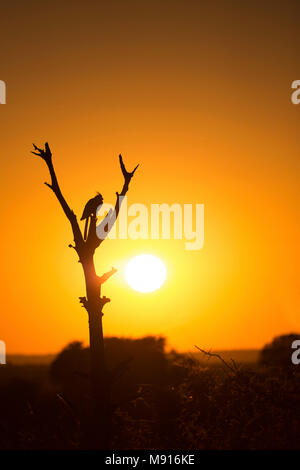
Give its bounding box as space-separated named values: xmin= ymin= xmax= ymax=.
xmin=31 ymin=143 xmax=138 ymax=449
xmin=82 ymin=257 xmax=111 ymax=448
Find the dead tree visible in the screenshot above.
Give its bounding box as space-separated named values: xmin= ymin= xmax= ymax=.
xmin=31 ymin=142 xmax=138 ymax=448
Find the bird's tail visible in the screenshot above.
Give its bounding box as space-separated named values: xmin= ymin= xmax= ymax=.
xmin=84 ymin=218 xmax=89 ymax=241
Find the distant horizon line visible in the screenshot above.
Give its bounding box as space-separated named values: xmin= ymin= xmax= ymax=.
xmin=6 ymin=348 xmax=261 ymax=357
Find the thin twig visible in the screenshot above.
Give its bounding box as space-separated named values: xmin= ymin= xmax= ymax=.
xmin=195 ymin=345 xmax=236 ymax=373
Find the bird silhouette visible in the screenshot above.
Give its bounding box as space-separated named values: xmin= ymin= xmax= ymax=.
xmin=81 ymin=192 xmax=103 ymax=240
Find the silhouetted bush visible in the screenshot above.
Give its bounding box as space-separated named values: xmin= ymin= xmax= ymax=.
xmin=1 ymin=335 xmax=300 ymax=449
xmin=259 ymin=333 xmax=300 ymax=368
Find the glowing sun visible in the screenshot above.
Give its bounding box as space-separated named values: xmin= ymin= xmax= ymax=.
xmin=125 ymin=254 xmax=167 ymax=293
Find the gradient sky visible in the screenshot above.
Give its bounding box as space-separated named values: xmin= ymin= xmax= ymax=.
xmin=0 ymin=0 xmax=299 ymax=353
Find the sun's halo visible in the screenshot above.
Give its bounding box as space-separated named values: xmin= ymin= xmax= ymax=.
xmin=124 ymin=254 xmax=167 ymax=293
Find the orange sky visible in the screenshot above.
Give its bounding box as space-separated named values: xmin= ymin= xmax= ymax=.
xmin=0 ymin=0 xmax=299 ymax=354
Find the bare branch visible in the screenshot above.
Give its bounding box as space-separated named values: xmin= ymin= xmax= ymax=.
xmin=194 ymin=345 xmax=236 ymax=373
xmin=104 ymin=154 xmax=139 ymax=237
xmin=118 ymin=154 xmax=139 ymax=196
xmin=32 ymin=142 xmax=83 ymax=250
xmin=119 ymin=154 xmax=139 ymax=180
xmin=98 ymin=267 xmax=117 ymax=285
xmin=86 ymin=153 xmax=139 ymax=249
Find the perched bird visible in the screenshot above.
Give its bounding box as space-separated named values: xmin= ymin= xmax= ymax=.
xmin=81 ymin=192 xmax=103 ymax=240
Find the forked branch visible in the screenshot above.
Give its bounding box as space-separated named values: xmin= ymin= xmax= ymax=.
xmin=113 ymin=154 xmax=139 ymax=220
xmin=32 ymin=144 xmax=138 ymax=256
xmin=194 ymin=345 xmax=238 ymax=374
xmin=87 ymin=154 xmax=139 ymax=248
